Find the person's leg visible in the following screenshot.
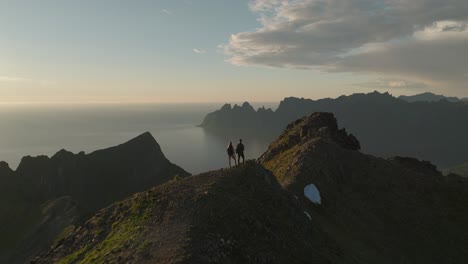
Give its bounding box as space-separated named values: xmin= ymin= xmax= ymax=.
xmin=242 ymin=153 xmax=245 ymax=164
xmin=228 ymin=155 xmax=232 ymax=168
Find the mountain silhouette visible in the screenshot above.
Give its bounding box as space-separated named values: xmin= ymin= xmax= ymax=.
xmin=35 ymin=113 xmax=468 ymax=264
xmin=200 ymin=91 xmax=468 ymax=167
xmin=398 ymin=92 xmax=461 ymax=103
xmin=0 ymin=132 xmax=189 ymax=263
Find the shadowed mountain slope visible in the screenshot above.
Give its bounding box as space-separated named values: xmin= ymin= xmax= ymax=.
xmin=0 ymin=132 xmax=189 ymax=263
xmin=259 ymin=112 xmax=468 ymax=263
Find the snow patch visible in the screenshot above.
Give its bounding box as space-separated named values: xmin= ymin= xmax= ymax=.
xmin=303 ymin=211 xmax=311 ymax=221
xmin=304 ymin=184 xmax=321 ymax=205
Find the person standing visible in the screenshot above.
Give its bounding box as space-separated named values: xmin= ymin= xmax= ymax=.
xmin=227 ymin=141 xmax=237 ymax=168
xmin=236 ymin=139 xmax=245 ymax=165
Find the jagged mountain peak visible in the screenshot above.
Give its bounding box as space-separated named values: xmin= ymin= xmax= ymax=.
xmin=241 ymin=101 xmax=254 ymax=110
xmin=123 ymin=131 xmax=157 ymax=146
xmin=220 ymin=103 xmax=232 ymax=111
xmin=259 ymin=112 xmax=360 ymax=165
xmin=0 ymin=161 xmax=12 ymax=175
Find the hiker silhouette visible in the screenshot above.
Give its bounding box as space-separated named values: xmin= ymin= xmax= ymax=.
xmin=227 ymin=141 xmax=237 ymax=168
xmin=236 ymin=139 xmax=245 ymax=165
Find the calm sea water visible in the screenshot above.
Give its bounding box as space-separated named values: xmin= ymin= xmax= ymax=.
xmin=0 ymin=103 xmax=277 ymax=174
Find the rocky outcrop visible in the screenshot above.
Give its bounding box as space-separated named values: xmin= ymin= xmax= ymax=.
xmin=260 ymin=113 xmax=468 ymax=264
xmin=0 ymin=132 xmax=190 ymax=264
xmin=258 ymin=113 xmax=360 ymax=168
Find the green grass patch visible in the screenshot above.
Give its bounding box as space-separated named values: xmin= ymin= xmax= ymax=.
xmin=263 ymin=145 xmax=301 ymax=183
xmin=56 ymin=196 xmax=153 ymax=264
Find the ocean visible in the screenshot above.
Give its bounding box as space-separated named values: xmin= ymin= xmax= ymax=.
xmin=0 ymin=103 xmax=277 ymax=174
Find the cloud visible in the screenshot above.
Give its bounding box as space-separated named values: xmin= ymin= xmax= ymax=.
xmin=162 ymin=9 xmax=172 ymax=15
xmin=0 ymin=76 xmax=31 ymax=83
xmin=355 ymin=78 xmax=428 ymax=90
xmin=223 ymin=0 xmax=468 ymax=90
xmin=193 ymin=48 xmax=207 ymax=54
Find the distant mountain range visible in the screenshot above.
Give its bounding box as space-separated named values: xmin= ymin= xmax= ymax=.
xmin=35 ymin=113 xmax=468 ymax=264
xmin=0 ymin=133 xmax=189 ymax=263
xmin=398 ymin=92 xmax=464 ymax=103
xmin=200 ymin=91 xmax=468 ymax=168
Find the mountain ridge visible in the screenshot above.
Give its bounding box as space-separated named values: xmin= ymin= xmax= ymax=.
xmin=398 ymin=92 xmax=461 ymax=103
xmin=200 ymin=91 xmax=468 ymax=167
xmin=0 ymin=132 xmax=190 ymax=264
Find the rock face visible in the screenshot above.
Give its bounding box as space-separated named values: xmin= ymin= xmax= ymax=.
xmin=33 ymin=162 xmax=345 ymax=264
xmin=201 ymin=91 xmax=468 ymax=167
xmin=0 ymin=132 xmax=189 ymax=264
xmin=259 ymin=113 xmax=360 ymax=165
xmin=260 ymin=113 xmax=468 ymax=264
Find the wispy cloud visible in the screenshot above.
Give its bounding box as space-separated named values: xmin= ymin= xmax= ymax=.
xmin=193 ymin=48 xmax=207 ymax=54
xmin=0 ymin=76 xmax=31 ymax=83
xmin=355 ymin=78 xmax=428 ymax=90
xmin=162 ymin=9 xmax=172 ymax=15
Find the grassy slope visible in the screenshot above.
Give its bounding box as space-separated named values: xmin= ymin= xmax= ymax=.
xmin=444 ymin=162 xmax=468 ymax=177
xmin=36 ymin=162 xmax=351 ymax=264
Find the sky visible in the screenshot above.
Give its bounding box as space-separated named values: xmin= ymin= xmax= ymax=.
xmin=0 ymin=0 xmax=467 ymax=104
